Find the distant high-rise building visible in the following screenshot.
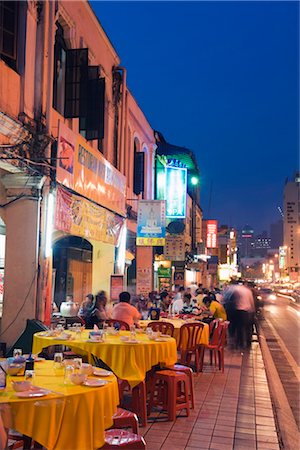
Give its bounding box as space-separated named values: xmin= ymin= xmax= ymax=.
xmin=283 ymin=173 xmax=300 ymax=281
xmin=240 ymin=225 xmax=255 ymax=257
xmin=270 ymin=220 xmax=283 ymax=249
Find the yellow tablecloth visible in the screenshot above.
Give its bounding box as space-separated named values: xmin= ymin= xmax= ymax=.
xmin=33 ymin=330 xmax=177 ymax=388
xmin=140 ymin=319 xmax=210 ymax=346
xmin=0 ymin=360 xmax=119 ymax=450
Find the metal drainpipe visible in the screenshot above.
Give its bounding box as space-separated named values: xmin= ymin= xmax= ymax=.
xmin=116 ymin=66 xmax=127 ymax=174
xmin=36 ymin=0 xmax=55 ymax=323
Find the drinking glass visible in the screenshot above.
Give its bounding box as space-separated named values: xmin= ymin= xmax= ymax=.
xmin=64 ymin=365 xmax=74 ymax=385
xmin=73 ymin=358 xmax=82 ymax=370
xmin=146 ymin=327 xmax=152 ymax=337
xmin=53 ymin=352 xmax=63 ymax=372
xmin=130 ymin=324 xmax=136 ymax=340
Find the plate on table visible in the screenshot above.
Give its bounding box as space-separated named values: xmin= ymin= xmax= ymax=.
xmin=160 ymin=334 xmax=172 ymax=338
xmin=155 ymin=338 xmax=170 ymax=342
xmin=83 ymin=379 xmax=108 ymax=387
xmin=15 ymin=388 xmax=50 ymax=398
xmin=93 ymin=369 xmax=112 ymax=377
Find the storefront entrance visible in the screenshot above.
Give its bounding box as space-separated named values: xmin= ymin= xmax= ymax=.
xmin=53 ymin=236 xmax=93 ymax=308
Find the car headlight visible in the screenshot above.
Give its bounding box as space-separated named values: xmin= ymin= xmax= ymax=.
xmin=269 ymin=294 xmax=276 ymax=301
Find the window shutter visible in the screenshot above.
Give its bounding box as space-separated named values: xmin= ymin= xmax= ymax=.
xmin=64 ymin=48 xmax=88 ymax=118
xmin=133 ymin=152 xmax=145 ymax=195
xmin=85 ymin=77 xmax=105 ymax=141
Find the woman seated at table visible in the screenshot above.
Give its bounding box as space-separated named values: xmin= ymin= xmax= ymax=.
xmin=85 ymin=291 xmax=109 ymax=328
xmin=112 ymin=291 xmax=141 ymax=327
xmin=202 ymin=295 xmax=227 ymax=321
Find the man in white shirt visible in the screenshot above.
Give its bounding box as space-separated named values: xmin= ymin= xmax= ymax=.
xmin=170 ymin=286 xmax=184 ymax=314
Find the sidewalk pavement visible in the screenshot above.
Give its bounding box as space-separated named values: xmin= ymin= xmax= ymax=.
xmin=142 ymin=342 xmax=280 ymax=450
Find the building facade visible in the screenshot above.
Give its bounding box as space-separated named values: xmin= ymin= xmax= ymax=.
xmin=283 ymin=174 xmax=300 ymax=282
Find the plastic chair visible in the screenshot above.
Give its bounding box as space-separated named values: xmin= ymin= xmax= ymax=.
xmin=147 ymin=370 xmax=190 ymax=421
xmin=113 ymin=408 xmax=139 ymax=434
xmin=178 ymin=322 xmax=205 ymax=373
xmin=105 ymin=319 xmax=130 ymax=330
xmin=102 ymin=429 xmax=146 ymax=449
xmin=147 ymin=321 xmax=174 ymax=336
xmin=200 ymin=321 xmax=229 ymax=372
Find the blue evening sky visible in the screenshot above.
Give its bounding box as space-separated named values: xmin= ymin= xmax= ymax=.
xmin=91 ymin=0 xmax=299 ymax=234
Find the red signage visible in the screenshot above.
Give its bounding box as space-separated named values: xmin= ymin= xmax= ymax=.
xmin=206 ymin=220 xmax=218 ymax=249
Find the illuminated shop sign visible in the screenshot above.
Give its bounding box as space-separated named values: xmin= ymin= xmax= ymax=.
xmin=206 ymin=220 xmax=218 ymax=249
xmin=165 ymin=166 xmax=187 ymax=218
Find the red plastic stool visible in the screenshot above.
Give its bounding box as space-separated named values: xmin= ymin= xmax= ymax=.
xmin=118 ymin=380 xmax=147 ymax=427
xmin=166 ymin=364 xmax=195 ymax=409
xmin=102 ymin=429 xmax=146 ymax=449
xmin=148 ymin=370 xmax=190 ymax=421
xmin=113 ymin=408 xmax=139 ymax=434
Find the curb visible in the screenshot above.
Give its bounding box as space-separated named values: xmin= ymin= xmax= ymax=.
xmin=259 ymin=327 xmax=300 ymax=449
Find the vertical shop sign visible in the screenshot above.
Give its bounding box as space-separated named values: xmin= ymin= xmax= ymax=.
xmin=136 ymin=268 xmax=152 ymax=296
xmin=136 ymin=200 xmax=166 ymax=246
xmin=164 ymin=236 xmax=185 ymax=261
xmin=206 ymin=220 xmax=218 ymax=248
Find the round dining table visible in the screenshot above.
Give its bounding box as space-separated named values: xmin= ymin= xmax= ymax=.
xmin=0 ymin=360 xmax=119 ymax=450
xmin=33 ymin=330 xmax=178 ymax=388
xmin=140 ymin=318 xmax=210 ymax=346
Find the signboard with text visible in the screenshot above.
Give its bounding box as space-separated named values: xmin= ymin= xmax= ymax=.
xmin=164 ymin=236 xmax=185 ymax=261
xmin=55 ymin=186 xmax=124 ymax=245
xmin=165 ymin=166 xmax=187 ymax=218
xmin=136 ymin=268 xmax=152 ymax=296
xmin=206 ymin=220 xmax=218 ymax=249
xmin=136 ymin=200 xmax=166 ymax=246
xmin=57 ymin=122 xmax=126 ymax=216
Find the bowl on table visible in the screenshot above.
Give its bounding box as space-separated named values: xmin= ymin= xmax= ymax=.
xmin=7 ymin=363 xmax=25 ymax=376
xmin=69 ymin=373 xmax=87 ymax=385
xmin=12 ymin=381 xmax=32 ymax=392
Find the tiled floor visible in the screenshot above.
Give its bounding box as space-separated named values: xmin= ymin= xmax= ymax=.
xmin=142 ymin=343 xmax=280 ymax=450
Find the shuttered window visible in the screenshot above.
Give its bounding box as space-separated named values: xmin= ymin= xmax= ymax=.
xmin=133 ymin=151 xmax=145 ymax=196
xmin=0 ymin=1 xmax=18 ymax=70
xmin=80 ymin=66 xmax=105 ymax=142
xmin=64 ymin=48 xmax=88 ymax=118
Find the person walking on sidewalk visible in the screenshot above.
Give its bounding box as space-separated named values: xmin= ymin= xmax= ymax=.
xmin=225 ymin=284 xmax=255 ymax=349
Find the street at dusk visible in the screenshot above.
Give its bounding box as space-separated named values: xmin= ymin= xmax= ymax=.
xmin=0 ymin=1 xmax=299 ymax=450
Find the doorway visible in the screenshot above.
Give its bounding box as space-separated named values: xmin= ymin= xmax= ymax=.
xmin=53 ymin=236 xmax=93 ymax=308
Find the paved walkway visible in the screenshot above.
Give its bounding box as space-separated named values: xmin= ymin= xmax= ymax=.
xmin=142 ymin=342 xmax=280 ymax=450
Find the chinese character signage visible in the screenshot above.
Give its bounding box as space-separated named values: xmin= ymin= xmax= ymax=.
xmin=164 ymin=236 xmax=185 ymax=261
xmin=165 ymin=166 xmax=187 ymax=218
xmin=206 ymin=220 xmax=218 ymax=249
xmin=137 ymin=200 xmax=166 ymax=246
xmin=57 ymin=122 xmax=126 ymax=216
xmin=279 ymin=246 xmax=286 ymax=269
xmin=136 ymin=268 xmax=152 ymax=296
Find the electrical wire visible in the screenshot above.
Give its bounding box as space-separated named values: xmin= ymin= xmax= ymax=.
xmin=0 ymin=269 xmax=38 ymax=338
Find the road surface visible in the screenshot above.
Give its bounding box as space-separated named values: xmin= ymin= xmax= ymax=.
xmin=259 ymin=294 xmax=300 ymax=430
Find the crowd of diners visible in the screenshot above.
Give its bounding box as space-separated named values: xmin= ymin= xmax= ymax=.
xmin=73 ymin=280 xmax=257 ymax=350
xmin=76 ymin=284 xmax=227 ymax=329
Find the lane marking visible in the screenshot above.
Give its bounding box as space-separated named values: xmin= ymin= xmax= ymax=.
xmin=264 ymin=316 xmax=300 ymax=383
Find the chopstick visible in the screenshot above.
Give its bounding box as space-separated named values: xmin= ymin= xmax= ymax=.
xmin=0 ymin=364 xmax=7 ymax=376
